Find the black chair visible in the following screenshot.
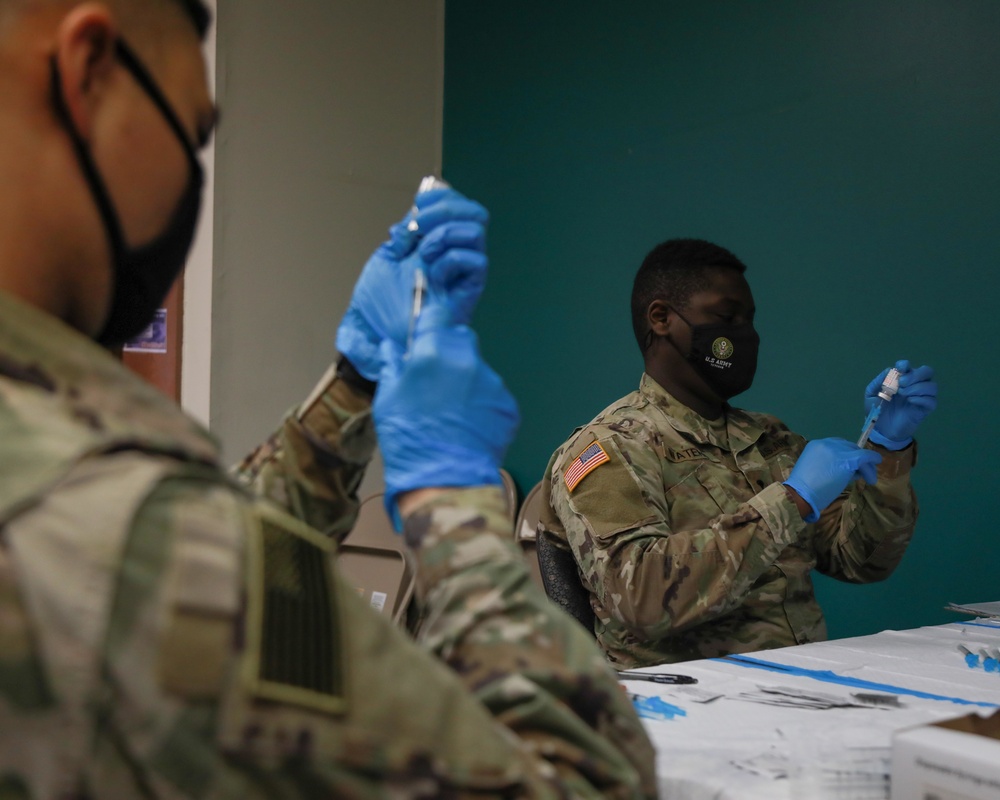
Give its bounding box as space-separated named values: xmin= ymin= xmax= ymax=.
xmin=536 ymin=531 xmax=596 ymax=635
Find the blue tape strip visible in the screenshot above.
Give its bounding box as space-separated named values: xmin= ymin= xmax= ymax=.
xmin=954 ymin=621 xmax=1000 ymax=631
xmin=716 ymin=654 xmax=999 ymax=709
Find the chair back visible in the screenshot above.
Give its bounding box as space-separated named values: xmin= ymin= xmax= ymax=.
xmin=512 ymin=480 xmax=546 ymax=590
xmin=338 ymin=493 xmax=415 ymax=626
xmin=536 ymin=531 xmax=596 ymax=634
xmin=499 ymin=468 xmax=518 ymax=522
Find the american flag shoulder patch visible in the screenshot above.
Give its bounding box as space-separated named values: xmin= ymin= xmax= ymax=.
xmin=563 ymin=441 xmax=611 ymax=492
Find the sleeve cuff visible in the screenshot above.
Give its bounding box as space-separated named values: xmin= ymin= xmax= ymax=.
xmin=295 ymin=366 xmax=375 ymax=466
xmin=868 ymin=429 xmax=911 ymax=451
xmin=335 ymin=356 xmax=377 ymax=398
xmin=870 ymin=439 xmax=917 ymax=480
xmin=402 ymin=486 xmax=508 ymax=547
xmin=747 ymin=482 xmax=806 ymax=546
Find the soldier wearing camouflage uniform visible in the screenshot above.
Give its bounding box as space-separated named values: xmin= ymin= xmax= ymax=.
xmin=543 ymin=238 xmax=937 ymax=668
xmin=0 ymin=1 xmax=656 ymax=796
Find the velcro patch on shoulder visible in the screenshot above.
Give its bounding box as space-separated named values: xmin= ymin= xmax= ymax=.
xmin=563 ymin=441 xmax=611 ymax=492
xmin=564 ymin=436 xmax=659 ymax=539
xmin=241 ymin=501 xmax=346 ymax=716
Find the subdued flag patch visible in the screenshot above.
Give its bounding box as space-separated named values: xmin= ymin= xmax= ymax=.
xmin=564 ymin=442 xmax=610 ymax=492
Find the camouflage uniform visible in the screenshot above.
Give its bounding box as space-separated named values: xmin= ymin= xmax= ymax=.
xmin=0 ymin=290 xmax=656 ymax=799
xmin=543 ymin=373 xmax=918 ymax=668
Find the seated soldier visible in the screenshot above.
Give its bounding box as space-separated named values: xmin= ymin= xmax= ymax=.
xmin=542 ymin=238 xmax=936 ymax=668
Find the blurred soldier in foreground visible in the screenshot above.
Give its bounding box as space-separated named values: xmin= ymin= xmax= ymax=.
xmin=0 ymin=0 xmax=656 ymax=796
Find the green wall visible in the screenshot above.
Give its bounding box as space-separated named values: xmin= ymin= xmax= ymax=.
xmin=443 ymin=1 xmax=1000 ymax=639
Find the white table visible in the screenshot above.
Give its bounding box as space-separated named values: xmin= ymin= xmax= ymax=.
xmin=625 ymin=619 xmax=1000 ymax=799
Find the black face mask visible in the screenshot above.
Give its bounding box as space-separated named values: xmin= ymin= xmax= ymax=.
xmin=51 ymin=39 xmax=204 ymax=346
xmin=666 ymin=307 xmax=760 ymax=400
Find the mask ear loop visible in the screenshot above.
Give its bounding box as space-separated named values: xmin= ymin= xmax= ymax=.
xmin=112 ymin=40 xmax=205 ymax=231
xmin=660 ymin=304 xmax=697 ymax=361
xmin=645 ymin=301 xmax=692 ymax=354
xmin=642 ymin=328 xmax=655 ymax=352
xmin=49 ymin=55 xmax=127 ymax=266
xmin=114 ymin=39 xmax=200 ymax=166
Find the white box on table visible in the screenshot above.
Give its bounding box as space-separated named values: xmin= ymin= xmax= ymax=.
xmin=891 ymin=710 xmax=1000 ymax=799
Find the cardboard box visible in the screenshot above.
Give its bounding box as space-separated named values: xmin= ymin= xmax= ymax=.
xmin=891 ymin=710 xmax=1000 ymax=799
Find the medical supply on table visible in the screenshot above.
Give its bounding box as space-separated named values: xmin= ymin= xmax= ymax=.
xmin=857 ymin=367 xmax=901 ymax=448
xmin=618 ymin=671 xmax=698 ymax=685
xmin=957 ymin=644 xmax=1000 ymax=672
xmin=406 ymin=176 xmax=450 ymax=352
xmin=959 ymin=644 xmax=981 ymax=668
xmin=629 ymin=694 xmax=687 ymax=721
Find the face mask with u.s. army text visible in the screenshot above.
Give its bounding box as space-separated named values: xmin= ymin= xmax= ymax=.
xmin=50 ymin=38 xmax=204 ymax=347
xmin=668 ymin=306 xmax=760 ymax=400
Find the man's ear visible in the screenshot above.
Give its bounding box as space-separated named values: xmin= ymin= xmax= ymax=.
xmin=647 ymin=299 xmax=672 ymax=337
xmin=52 ymin=4 xmax=118 ymax=140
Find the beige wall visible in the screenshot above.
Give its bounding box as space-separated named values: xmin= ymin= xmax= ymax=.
xmin=180 ymin=0 xmax=216 ymax=427
xmin=199 ymin=1 xmax=444 ymax=491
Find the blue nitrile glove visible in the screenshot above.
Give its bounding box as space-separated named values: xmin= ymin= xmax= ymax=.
xmin=867 ymin=360 xmax=937 ymax=450
xmin=335 ymin=216 xmax=416 ymax=380
xmin=415 ymin=219 xmax=488 ymax=330
xmin=373 ymin=323 xmax=520 ymax=531
xmin=335 ymin=188 xmax=489 ymax=380
xmin=783 ymin=438 xmax=883 ymax=523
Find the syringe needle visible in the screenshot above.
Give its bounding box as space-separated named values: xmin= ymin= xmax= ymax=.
xmin=857 ymin=398 xmax=884 ymax=447
xmin=406 ymin=267 xmax=425 ymax=356
xmin=857 ymin=413 xmax=878 ymax=448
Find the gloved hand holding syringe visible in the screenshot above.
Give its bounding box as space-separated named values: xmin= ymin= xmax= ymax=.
xmin=857 ymin=367 xmax=901 ymax=448
xmin=402 ymin=175 xmax=489 ymax=354
xmin=335 ymin=177 xmax=489 ymax=380
xmin=859 ymin=359 xmax=937 ymax=451
xmin=783 ymin=360 xmax=936 ymax=524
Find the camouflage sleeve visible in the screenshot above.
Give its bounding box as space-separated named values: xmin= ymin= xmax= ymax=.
xmin=232 ymin=366 xmax=376 ymax=542
xmin=812 ymin=442 xmax=918 ymax=582
xmin=403 ymin=486 xmax=658 ymax=799
xmin=549 ymin=430 xmax=806 ymax=640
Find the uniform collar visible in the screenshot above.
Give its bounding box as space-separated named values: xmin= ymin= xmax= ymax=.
xmin=0 ymin=290 xmax=219 ymax=463
xmin=639 ymin=372 xmax=765 ymax=453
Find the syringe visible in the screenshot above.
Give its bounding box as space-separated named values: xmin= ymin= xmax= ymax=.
xmin=857 ymin=367 xmax=901 ymax=448
xmin=406 ymin=176 xmax=450 ymax=353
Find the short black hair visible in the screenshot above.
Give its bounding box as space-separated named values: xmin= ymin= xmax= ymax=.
xmin=174 ymin=0 xmax=211 ymax=39
xmin=630 ymin=238 xmax=748 ymax=350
